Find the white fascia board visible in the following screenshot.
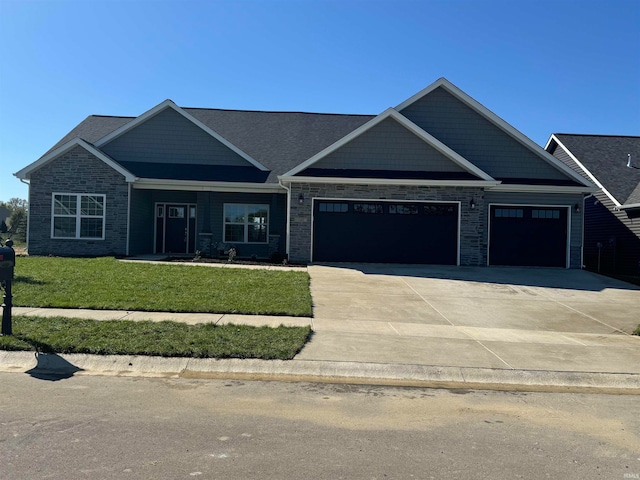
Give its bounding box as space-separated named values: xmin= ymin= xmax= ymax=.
xmin=394 ymin=77 xmax=448 ymax=111
xmin=547 ymin=134 xmax=621 ymax=206
xmin=278 ymin=175 xmax=500 ymax=188
xmin=133 ymin=178 xmax=284 ymax=193
xmin=14 ymin=138 xmax=137 ymax=182
xmin=487 ymin=184 xmax=596 ymax=194
xmin=397 ymin=79 xmax=593 ymax=188
xmin=94 ymin=99 xmax=269 ymax=172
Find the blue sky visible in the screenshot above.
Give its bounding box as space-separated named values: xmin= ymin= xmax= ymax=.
xmin=1 ymin=0 xmax=638 ymax=202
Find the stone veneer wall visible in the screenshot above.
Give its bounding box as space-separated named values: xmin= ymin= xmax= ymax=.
xmin=28 ymin=145 xmax=129 ymax=256
xmin=288 ymin=182 xmax=485 ymax=265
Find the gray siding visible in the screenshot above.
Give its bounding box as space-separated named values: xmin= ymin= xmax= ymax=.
xmin=400 ymin=87 xmax=570 ymax=180
xmin=289 ymin=183 xmax=485 ymax=266
xmin=28 ymin=145 xmax=129 ymax=256
xmin=128 ymin=189 xmax=198 ymax=255
xmin=128 ymin=188 xmax=286 ymax=258
xmin=314 ymin=117 xmax=466 ymax=172
xmin=101 ymin=107 xmax=250 ymax=167
xmin=484 ymin=191 xmax=584 ymax=268
xmin=128 ymin=189 xmax=154 ymax=255
xmin=550 ymin=142 xmax=640 ymax=273
xmin=197 ymin=192 xmax=286 ymax=259
xmin=583 ymin=192 xmax=640 ymax=275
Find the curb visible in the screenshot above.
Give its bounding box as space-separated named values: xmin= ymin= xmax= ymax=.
xmin=2 ymin=351 xmax=639 ymax=394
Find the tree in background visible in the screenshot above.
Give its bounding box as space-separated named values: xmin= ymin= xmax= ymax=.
xmin=0 ymin=198 xmax=28 ymax=243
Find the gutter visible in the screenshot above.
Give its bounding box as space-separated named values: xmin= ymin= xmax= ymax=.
xmin=618 ymin=202 xmax=640 ymax=211
xmin=19 ymin=178 xmax=30 ymax=251
xmin=279 ymin=176 xmax=501 ymax=188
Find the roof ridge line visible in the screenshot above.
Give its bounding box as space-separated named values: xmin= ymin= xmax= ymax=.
xmin=182 ymin=106 xmax=375 ymax=116
xmin=554 ymin=133 xmax=640 ymax=139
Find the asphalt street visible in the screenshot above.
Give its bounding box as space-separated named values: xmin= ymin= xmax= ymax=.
xmin=1 ymin=373 xmax=639 ymax=479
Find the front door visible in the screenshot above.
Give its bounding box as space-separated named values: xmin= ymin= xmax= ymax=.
xmin=155 ymin=204 xmax=196 ymax=254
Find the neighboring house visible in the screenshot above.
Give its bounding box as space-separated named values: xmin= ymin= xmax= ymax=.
xmin=15 ymin=78 xmax=594 ymax=267
xmin=0 ymin=206 xmax=9 ymax=226
xmin=546 ymin=134 xmax=640 ymax=275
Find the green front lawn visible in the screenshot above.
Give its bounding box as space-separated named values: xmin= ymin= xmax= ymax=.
xmin=12 ymin=257 xmax=312 ymax=317
xmin=0 ymin=316 xmax=312 ymax=359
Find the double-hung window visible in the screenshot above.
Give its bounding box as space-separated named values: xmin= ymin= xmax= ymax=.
xmin=223 ymin=204 xmax=269 ymax=243
xmin=52 ymin=193 xmax=106 ymax=239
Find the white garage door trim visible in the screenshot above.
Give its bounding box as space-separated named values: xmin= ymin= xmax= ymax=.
xmin=311 ymin=197 xmax=461 ymax=265
xmin=487 ymin=203 xmax=572 ymax=268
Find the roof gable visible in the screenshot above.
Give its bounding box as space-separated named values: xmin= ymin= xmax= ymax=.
xmin=282 ymin=108 xmax=494 ymax=181
xmin=96 ymin=100 xmax=268 ymax=171
xmin=14 ymin=138 xmax=136 ymax=182
xmin=397 ymin=78 xmax=591 ymax=187
xmin=547 ymin=134 xmax=640 ymax=206
xmin=310 ymin=116 xmax=468 ymax=174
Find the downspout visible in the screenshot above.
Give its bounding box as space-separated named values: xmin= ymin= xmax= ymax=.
xmin=581 ymin=193 xmax=594 ymax=269
xmin=19 ymin=178 xmax=30 ymax=251
xmin=278 ymin=177 xmax=292 ymax=258
xmin=126 ymin=182 xmax=132 ymax=256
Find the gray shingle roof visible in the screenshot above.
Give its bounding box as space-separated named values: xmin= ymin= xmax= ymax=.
xmin=46 ymin=108 xmax=374 ymax=183
xmin=46 ymin=115 xmax=134 ymax=155
xmin=553 ymin=134 xmax=640 ymax=205
xmin=184 ymin=108 xmax=374 ymax=183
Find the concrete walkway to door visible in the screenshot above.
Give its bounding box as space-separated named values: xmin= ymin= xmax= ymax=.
xmin=298 ymin=264 xmax=640 ymax=374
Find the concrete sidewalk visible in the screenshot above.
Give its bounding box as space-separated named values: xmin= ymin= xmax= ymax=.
xmin=2 ymin=303 xmax=639 ymax=393
xmin=2 ymin=262 xmax=639 ymax=392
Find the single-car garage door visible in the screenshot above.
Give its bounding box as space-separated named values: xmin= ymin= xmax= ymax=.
xmin=313 ymin=200 xmax=458 ymax=264
xmin=489 ymin=205 xmax=568 ymax=267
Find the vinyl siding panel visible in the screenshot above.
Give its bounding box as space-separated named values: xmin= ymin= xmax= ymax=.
xmin=101 ymin=108 xmax=250 ymax=167
xmin=127 ymin=189 xmax=286 ymax=258
xmin=401 ymin=87 xmax=570 ymax=180
xmin=314 ymin=118 xmax=466 ymax=172
xmin=583 ymin=192 xmax=640 ymax=275
xmin=198 ymin=192 xmax=286 ymax=258
xmin=484 ymin=191 xmax=584 ymax=268
xmin=129 ymin=189 xmax=154 ymax=255
xmin=129 ymin=190 xmax=198 ymax=255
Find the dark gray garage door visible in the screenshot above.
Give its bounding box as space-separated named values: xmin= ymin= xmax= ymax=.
xmin=489 ymin=205 xmax=568 ymax=267
xmin=313 ymin=200 xmax=458 ymax=264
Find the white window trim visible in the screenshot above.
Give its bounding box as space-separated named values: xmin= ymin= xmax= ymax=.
xmin=223 ymin=203 xmax=270 ymax=244
xmin=51 ymin=193 xmax=106 ymax=240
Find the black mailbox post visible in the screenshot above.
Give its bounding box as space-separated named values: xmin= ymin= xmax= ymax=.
xmin=0 ymin=241 xmax=15 ymax=336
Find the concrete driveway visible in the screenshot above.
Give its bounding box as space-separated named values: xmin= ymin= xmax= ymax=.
xmin=297 ymin=264 xmax=640 ymax=374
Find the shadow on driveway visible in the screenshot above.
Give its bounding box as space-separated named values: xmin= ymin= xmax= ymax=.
xmin=314 ymin=263 xmax=640 ymax=292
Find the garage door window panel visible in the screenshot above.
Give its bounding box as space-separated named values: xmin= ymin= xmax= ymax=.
xmin=490 ymin=205 xmax=567 ymax=267
xmin=313 ymin=200 xmax=458 ymax=264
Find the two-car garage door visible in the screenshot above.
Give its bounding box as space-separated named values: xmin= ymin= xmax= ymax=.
xmin=312 ymin=200 xmax=459 ymax=264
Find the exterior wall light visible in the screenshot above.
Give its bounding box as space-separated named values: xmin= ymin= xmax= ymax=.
xmin=470 ymin=199 xmax=476 ymax=209
xmin=298 ymin=193 xmax=304 ymax=205
xmin=575 ymin=203 xmax=580 ymax=213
